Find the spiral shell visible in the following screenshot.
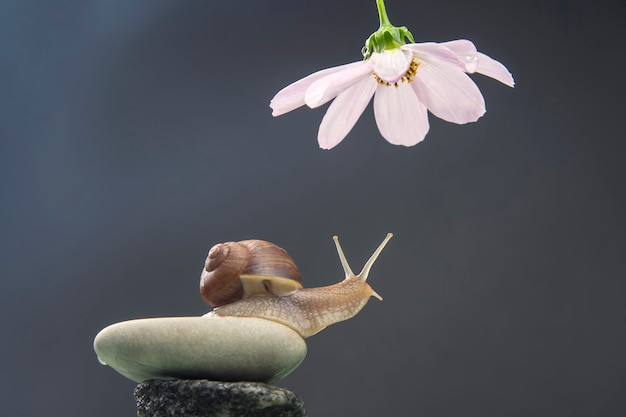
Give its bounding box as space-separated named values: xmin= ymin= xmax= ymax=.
xmin=200 ymin=240 xmax=303 ymax=307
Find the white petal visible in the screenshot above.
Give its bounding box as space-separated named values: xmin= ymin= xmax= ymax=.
xmin=402 ymin=43 xmax=460 ymax=67
xmin=270 ymin=62 xmax=364 ymax=116
xmin=412 ymin=58 xmax=485 ymax=124
xmin=440 ymin=39 xmax=479 ymax=72
xmin=441 ymin=40 xmax=515 ymax=87
xmin=305 ymin=61 xmax=373 ymax=109
xmin=371 ymin=49 xmax=413 ymax=83
xmin=476 ymin=52 xmax=515 ymax=87
xmin=373 ymin=83 xmax=430 ymax=146
xmin=317 ymin=77 xmax=377 ymax=149
xmin=440 ymin=39 xmax=477 ymax=57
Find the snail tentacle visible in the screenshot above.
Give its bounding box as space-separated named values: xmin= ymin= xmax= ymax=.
xmin=357 ymin=232 xmax=393 ymax=281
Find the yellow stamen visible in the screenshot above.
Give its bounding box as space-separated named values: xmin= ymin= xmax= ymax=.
xmin=374 ymin=60 xmax=420 ymax=87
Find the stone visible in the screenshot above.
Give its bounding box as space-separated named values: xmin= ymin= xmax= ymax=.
xmin=94 ymin=316 xmax=307 ymax=384
xmin=134 ymin=379 xmax=307 ymax=417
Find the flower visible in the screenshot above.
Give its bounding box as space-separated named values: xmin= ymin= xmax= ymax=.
xmin=269 ymin=1 xmax=514 ymax=149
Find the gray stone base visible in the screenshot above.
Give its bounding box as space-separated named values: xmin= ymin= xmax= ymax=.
xmin=134 ymin=379 xmax=307 ymax=417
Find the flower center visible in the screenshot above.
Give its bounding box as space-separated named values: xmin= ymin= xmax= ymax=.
xmin=373 ymin=60 xmax=419 ymax=87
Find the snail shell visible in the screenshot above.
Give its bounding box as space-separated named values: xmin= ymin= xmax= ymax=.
xmin=200 ymin=240 xmax=303 ymax=307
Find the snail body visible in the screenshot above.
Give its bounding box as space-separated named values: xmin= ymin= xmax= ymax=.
xmin=203 ymin=234 xmax=391 ymax=338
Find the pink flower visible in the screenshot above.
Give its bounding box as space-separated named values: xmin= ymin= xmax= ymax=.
xmin=270 ymin=39 xmax=514 ymax=149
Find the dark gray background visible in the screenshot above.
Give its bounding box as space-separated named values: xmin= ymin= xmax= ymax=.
xmin=2 ymin=1 xmax=625 ymax=416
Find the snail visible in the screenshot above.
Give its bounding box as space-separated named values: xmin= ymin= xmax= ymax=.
xmin=93 ymin=234 xmax=392 ymax=384
xmin=201 ymin=234 xmax=392 ymax=338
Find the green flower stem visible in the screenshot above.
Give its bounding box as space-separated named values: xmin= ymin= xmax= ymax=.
xmin=376 ymin=0 xmax=392 ymax=28
xmin=363 ymin=0 xmax=415 ymax=59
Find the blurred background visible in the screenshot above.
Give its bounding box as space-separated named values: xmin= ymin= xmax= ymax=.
xmin=1 ymin=0 xmax=625 ymax=416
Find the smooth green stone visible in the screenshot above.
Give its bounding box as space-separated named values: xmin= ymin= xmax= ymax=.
xmin=94 ymin=316 xmax=307 ymax=384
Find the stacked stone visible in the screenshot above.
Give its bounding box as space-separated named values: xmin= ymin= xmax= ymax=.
xmin=135 ymin=379 xmax=307 ymax=417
